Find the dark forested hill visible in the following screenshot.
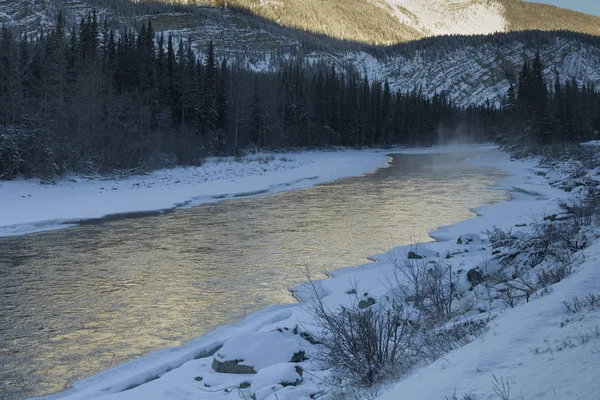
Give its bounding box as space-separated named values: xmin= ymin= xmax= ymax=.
xmin=1 ymin=0 xmax=600 ymax=179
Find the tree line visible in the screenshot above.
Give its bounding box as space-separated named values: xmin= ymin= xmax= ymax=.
xmin=499 ymin=52 xmax=600 ymax=146
xmin=1 ymin=12 xmax=600 ymax=180
xmin=0 ymin=12 xmax=496 ymax=180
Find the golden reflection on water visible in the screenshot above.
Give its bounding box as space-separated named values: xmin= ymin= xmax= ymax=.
xmin=0 ymin=151 xmax=509 ymax=399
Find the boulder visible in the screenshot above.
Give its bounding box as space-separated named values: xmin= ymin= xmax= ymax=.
xmin=212 ymin=358 xmax=256 ymax=374
xmin=456 ymin=233 xmax=482 ymax=246
xmin=467 ymin=267 xmax=485 ymax=287
xmin=212 ymin=331 xmax=305 ymax=374
xmin=358 ymin=297 xmax=376 ymax=309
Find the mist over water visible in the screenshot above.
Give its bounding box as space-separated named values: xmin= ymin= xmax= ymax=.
xmin=0 ymin=150 xmax=509 ymax=399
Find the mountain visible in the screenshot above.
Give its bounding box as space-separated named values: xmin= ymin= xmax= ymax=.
xmin=220 ymin=0 xmax=600 ymax=44
xmin=336 ymin=32 xmax=600 ymax=107
xmin=1 ymin=0 xmax=600 ymax=108
xmin=3 ymin=0 xmax=600 ymax=45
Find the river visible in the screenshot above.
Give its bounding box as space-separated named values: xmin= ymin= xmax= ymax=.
xmin=0 ymin=150 xmax=509 ymax=399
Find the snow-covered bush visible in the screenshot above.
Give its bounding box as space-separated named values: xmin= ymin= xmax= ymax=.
xmin=306 ymin=284 xmax=417 ymax=387
xmin=390 ymin=250 xmax=459 ymax=326
xmin=485 ymin=216 xmax=583 ymax=276
xmin=421 ymin=262 xmax=459 ymax=324
xmin=559 ymin=195 xmax=596 ymax=227
xmin=313 ymin=302 xmax=416 ymax=386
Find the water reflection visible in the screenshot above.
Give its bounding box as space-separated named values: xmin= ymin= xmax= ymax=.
xmin=0 ymin=151 xmax=509 ymax=399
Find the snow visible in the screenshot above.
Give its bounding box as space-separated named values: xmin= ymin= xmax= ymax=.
xmin=213 ymin=331 xmax=305 ymax=372
xmin=380 ymin=0 xmax=506 ymax=37
xmin=378 ymin=244 xmax=600 ymax=400
xmin=34 ymin=145 xmax=600 ymax=400
xmin=582 ymin=140 xmax=600 ymax=147
xmin=251 ymin=363 xmax=302 ymax=395
xmin=1 ymin=146 xmax=501 ymax=238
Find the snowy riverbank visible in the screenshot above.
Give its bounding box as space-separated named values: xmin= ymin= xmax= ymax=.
xmin=35 ymin=145 xmax=600 ymax=400
xmin=0 ymin=150 xmax=389 ymax=237
xmin=0 ymin=145 xmax=498 ymax=238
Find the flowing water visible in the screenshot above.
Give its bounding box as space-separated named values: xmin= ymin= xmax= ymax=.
xmin=0 ymin=150 xmax=510 ymax=399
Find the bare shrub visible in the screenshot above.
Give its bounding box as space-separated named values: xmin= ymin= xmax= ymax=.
xmin=536 ymin=263 xmax=573 ymax=288
xmin=501 ymin=275 xmax=538 ymax=305
xmin=485 ymin=226 xmax=516 ymax=250
xmin=312 ymin=303 xmax=416 ymax=386
xmin=305 ymin=267 xmax=486 ymax=387
xmin=305 ymin=278 xmax=418 ymax=387
xmin=530 ymin=218 xmax=582 ymax=266
xmin=497 ymin=284 xmax=519 ymax=309
xmin=492 ymin=375 xmax=512 ymax=400
xmin=559 ymin=195 xmax=595 ymax=227
xmin=422 ymin=262 xmax=459 ymax=324
xmin=388 ymin=249 xmax=459 ymax=325
xmin=388 ymin=249 xmax=430 ymax=308
xmin=420 ymin=319 xmax=488 ymax=360
xmin=445 ymin=390 xmax=474 ymax=400
xmin=564 ymin=293 xmax=600 ymax=315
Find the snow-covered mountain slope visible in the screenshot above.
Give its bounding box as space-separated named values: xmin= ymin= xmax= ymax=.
xmin=5 ymin=0 xmax=600 ymax=46
xmin=377 ymin=0 xmax=507 ymax=37
xmin=221 ymin=0 xmax=600 ymax=44
xmin=326 ymin=35 xmax=600 ymax=107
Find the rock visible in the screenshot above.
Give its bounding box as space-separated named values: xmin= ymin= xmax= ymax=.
xmin=358 ymin=297 xmax=376 ymax=309
xmin=467 ymin=267 xmax=485 ymax=287
xmin=457 ymin=234 xmax=482 ymax=246
xmin=290 ymin=350 xmax=307 ymax=363
xmin=212 ymin=331 xmax=305 ymax=374
xmin=212 ymin=358 xmax=257 ymax=374
xmin=299 ymin=331 xmax=321 ymax=345
xmin=407 ymin=251 xmax=423 ymax=259
xmin=239 ymin=381 xmax=251 ymax=389
xmin=543 ymin=214 xmax=558 ymax=222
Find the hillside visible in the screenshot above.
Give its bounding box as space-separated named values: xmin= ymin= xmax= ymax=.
xmin=219 ymin=0 xmax=600 ymax=44
xmin=1 ymin=0 xmax=600 ymax=108
xmin=338 ymin=32 xmax=600 ymax=107
xmin=3 ymin=0 xmax=600 ymax=46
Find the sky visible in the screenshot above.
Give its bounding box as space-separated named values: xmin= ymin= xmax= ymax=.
xmin=525 ymin=0 xmax=600 ymax=16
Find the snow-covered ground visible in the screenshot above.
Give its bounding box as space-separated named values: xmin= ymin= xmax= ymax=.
xmin=34 ymin=145 xmax=600 ymax=400
xmin=0 ymin=150 xmax=393 ymax=237
xmin=378 ymin=245 xmax=600 ymax=400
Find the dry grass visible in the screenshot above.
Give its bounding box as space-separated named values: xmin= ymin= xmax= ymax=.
xmin=499 ymin=0 xmax=600 ymax=36
xmin=215 ymin=0 xmax=422 ymax=45
xmin=207 ymin=0 xmax=600 ymax=45
xmin=124 ymin=0 xmax=600 ymax=45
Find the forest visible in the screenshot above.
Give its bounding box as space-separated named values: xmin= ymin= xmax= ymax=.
xmin=0 ymin=12 xmax=599 ymax=180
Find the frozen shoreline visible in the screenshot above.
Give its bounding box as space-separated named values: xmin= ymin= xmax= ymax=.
xmin=0 ymin=145 xmax=497 ymax=238
xmin=0 ymin=149 xmax=389 ymax=237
